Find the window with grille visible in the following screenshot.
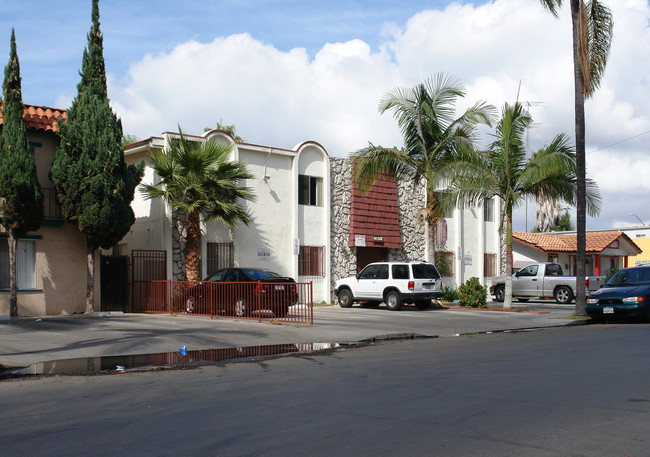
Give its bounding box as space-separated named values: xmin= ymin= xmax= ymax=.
xmin=299 ymin=245 xmax=325 ymax=277
xmin=483 ymin=253 xmax=497 ymax=278
xmin=207 ymin=242 xmax=234 ymax=275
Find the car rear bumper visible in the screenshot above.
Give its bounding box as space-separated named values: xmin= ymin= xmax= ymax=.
xmin=402 ymin=291 xmax=443 ymax=301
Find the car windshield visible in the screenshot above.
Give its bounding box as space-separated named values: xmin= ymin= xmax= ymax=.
xmin=205 ymin=270 xmax=225 ymax=281
xmin=241 ymin=269 xmax=280 ymax=280
xmin=412 ymin=264 xmax=441 ymax=280
xmin=606 ymin=268 xmax=650 ymax=286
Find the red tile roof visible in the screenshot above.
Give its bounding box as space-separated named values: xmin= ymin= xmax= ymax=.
xmin=349 ymin=171 xmax=402 ymax=249
xmin=0 ymin=103 xmax=66 ymax=132
xmin=513 ymin=231 xmax=641 ymax=254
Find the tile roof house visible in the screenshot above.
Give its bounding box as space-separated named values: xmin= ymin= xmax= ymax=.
xmin=0 ymin=104 xmax=66 ymax=132
xmin=512 ymin=231 xmax=641 ymax=276
xmin=0 ymin=103 xmax=97 ymax=317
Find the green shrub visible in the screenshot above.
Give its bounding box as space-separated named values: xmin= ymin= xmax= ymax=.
xmin=442 ymin=285 xmax=459 ymax=302
xmin=458 ymin=277 xmax=488 ymax=308
xmin=604 ymin=267 xmax=619 ymax=282
xmin=435 ymin=248 xmax=452 ymax=277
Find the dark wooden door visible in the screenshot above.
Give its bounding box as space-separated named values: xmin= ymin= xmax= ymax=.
xmin=356 ymin=247 xmax=388 ymax=273
xmin=100 ymin=255 xmax=129 ymax=312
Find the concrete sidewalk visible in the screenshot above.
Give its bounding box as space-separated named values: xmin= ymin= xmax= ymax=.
xmin=0 ymin=301 xmax=584 ymax=369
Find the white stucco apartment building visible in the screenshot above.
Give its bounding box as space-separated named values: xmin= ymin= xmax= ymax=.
xmin=121 ymin=129 xmax=331 ymax=303
xmin=121 ymin=128 xmax=502 ymax=309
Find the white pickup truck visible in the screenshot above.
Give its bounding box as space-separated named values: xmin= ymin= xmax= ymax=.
xmin=489 ymin=262 xmax=606 ymax=304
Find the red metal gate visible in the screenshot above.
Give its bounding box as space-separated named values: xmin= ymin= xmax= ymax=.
xmin=132 ymin=250 xmax=167 ymax=312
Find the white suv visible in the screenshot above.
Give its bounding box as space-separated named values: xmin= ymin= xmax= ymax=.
xmin=334 ymin=261 xmax=443 ymax=311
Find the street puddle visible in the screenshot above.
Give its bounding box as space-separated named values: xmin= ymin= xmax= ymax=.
xmin=0 ymin=342 xmax=345 ymax=380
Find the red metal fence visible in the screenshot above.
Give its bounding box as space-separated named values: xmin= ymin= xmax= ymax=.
xmin=140 ymin=280 xmax=313 ymax=324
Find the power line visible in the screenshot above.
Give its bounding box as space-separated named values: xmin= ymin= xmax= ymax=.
xmin=587 ymin=130 xmax=650 ymax=154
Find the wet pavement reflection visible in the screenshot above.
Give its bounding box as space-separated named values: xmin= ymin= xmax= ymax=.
xmin=0 ymin=342 xmax=346 ymax=380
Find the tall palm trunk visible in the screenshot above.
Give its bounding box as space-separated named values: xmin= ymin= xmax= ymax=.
xmin=185 ymin=210 xmax=201 ymax=281
xmin=572 ymin=0 xmax=587 ymax=315
xmin=504 ymin=208 xmax=513 ymax=309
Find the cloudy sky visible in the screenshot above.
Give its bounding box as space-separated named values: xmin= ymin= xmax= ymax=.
xmin=1 ymin=0 xmax=649 ymax=231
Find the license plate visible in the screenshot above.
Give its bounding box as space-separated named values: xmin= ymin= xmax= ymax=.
xmin=275 ymin=285 xmax=285 ymax=290
xmin=603 ymin=307 xmax=614 ymax=314
xmin=422 ymin=282 xmax=434 ymax=290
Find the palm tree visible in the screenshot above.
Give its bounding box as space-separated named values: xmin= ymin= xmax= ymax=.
xmin=439 ymin=102 xmax=601 ymax=308
xmin=140 ymin=129 xmax=254 ymax=281
xmin=539 ymin=0 xmax=613 ymax=314
xmin=353 ymin=74 xmax=496 ymax=260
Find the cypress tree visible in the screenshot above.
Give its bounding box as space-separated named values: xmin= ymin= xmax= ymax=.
xmin=0 ymin=29 xmax=43 ymax=317
xmin=50 ymin=0 xmax=143 ymax=314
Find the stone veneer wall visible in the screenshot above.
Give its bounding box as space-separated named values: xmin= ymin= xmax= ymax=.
xmin=329 ymin=157 xmax=427 ymax=300
xmin=390 ymin=174 xmax=426 ymax=262
xmin=330 ymin=158 xmax=356 ymax=294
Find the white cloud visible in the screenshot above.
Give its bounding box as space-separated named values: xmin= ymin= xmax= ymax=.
xmin=109 ymin=0 xmax=650 ymax=229
xmin=111 ymin=33 xmax=401 ymax=155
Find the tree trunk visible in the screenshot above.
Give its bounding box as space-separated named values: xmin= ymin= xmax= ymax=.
xmin=571 ymin=0 xmax=587 ymax=315
xmin=185 ymin=210 xmax=201 ymax=281
xmin=8 ymin=229 xmax=17 ymax=317
xmin=504 ymin=210 xmax=513 ymax=309
xmin=86 ymin=240 xmax=95 ymax=314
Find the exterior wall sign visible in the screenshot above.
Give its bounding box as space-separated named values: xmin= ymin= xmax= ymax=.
xmin=373 ymin=236 xmax=383 ymax=241
xmin=464 ymin=254 xmax=472 ymax=266
xmin=293 ymin=238 xmax=300 ymax=255
xmin=355 ymin=235 xmax=366 ymax=247
xmin=258 ymin=248 xmax=270 ymax=261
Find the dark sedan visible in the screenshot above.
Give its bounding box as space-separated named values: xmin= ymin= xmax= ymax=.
xmin=179 ymin=268 xmax=299 ymax=318
xmin=586 ymin=266 xmax=650 ymax=322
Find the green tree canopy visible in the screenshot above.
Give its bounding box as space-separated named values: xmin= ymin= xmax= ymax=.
xmin=0 ymin=29 xmax=43 ymax=317
xmin=440 ymin=101 xmax=600 ymax=307
xmin=141 ymin=129 xmax=254 ymax=281
xmin=50 ymin=0 xmax=143 ymax=313
xmin=204 ymin=121 xmax=244 ymax=142
xmin=353 ymin=74 xmax=495 ymax=264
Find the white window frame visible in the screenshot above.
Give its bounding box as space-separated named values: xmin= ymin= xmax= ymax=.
xmin=0 ymin=238 xmax=37 ymax=290
xmin=298 ymin=174 xmax=322 ymax=206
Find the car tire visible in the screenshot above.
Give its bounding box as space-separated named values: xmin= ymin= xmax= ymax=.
xmin=415 ymin=300 xmax=431 ymax=310
xmin=234 ymin=298 xmax=248 ymax=317
xmin=186 ymin=296 xmax=195 ymax=313
xmin=362 ymin=301 xmax=380 ymax=308
xmin=494 ymin=285 xmax=505 ymax=302
xmin=554 ymin=286 xmax=574 ymax=304
xmin=338 ymin=289 xmax=354 ymax=308
xmin=385 ymin=290 xmax=403 ymax=311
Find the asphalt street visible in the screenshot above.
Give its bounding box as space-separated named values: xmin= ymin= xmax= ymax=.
xmin=2 ymin=324 xmax=649 ymax=457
